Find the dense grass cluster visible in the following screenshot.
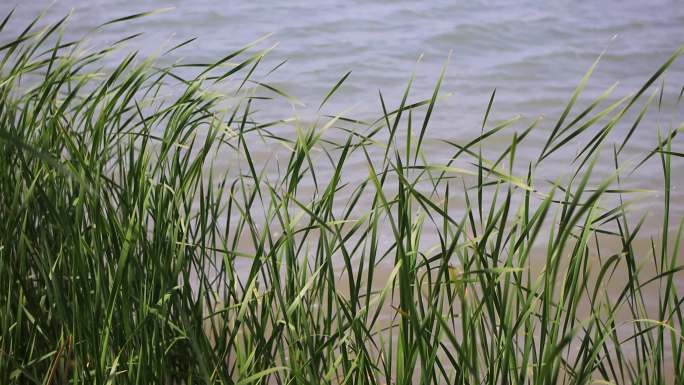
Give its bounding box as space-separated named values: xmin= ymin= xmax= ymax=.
xmin=1 ymin=11 xmax=684 ymax=385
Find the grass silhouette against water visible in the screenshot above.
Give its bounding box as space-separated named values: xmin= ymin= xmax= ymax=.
xmin=1 ymin=10 xmax=684 ymax=385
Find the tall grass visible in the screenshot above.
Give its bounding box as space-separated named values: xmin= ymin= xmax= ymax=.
xmin=1 ymin=11 xmax=684 ymax=385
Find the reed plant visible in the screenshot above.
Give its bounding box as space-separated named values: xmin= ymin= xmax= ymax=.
xmin=1 ymin=11 xmax=683 ymax=385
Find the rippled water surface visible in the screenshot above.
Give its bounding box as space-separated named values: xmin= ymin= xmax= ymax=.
xmin=3 ymin=0 xmax=684 ymax=233
xmin=5 ymin=2 xmax=683 ymax=110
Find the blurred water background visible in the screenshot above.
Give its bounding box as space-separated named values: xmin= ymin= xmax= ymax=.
xmin=3 ymin=0 xmax=684 ymax=237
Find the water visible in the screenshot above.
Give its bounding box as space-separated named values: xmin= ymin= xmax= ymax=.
xmin=5 ymin=1 xmax=684 ymax=114
xmin=3 ymin=3 xmax=684 ymax=374
xmin=3 ymin=0 xmax=684 ymax=233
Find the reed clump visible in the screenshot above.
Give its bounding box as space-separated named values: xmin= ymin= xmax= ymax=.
xmin=1 ymin=11 xmax=684 ymax=385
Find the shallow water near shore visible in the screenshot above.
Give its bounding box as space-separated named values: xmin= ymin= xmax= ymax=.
xmin=4 ymin=2 xmax=684 ymax=383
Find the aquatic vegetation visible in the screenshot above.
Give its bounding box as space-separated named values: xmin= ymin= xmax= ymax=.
xmin=1 ymin=11 xmax=684 ymax=385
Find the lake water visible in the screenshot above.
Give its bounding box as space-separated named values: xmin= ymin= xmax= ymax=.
xmin=3 ymin=0 xmax=684 ymax=235
xmin=4 ymin=3 xmax=684 ymax=375
xmin=5 ymin=1 xmax=683 ymax=113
